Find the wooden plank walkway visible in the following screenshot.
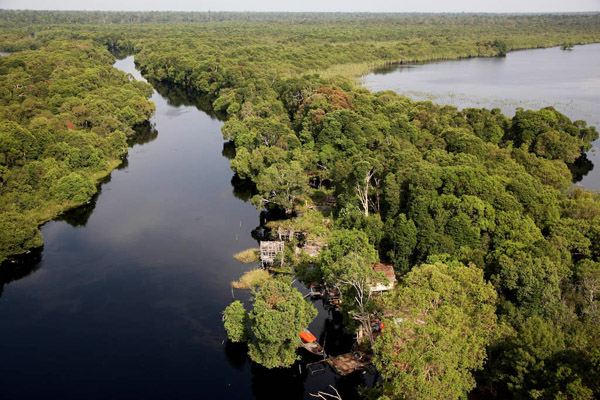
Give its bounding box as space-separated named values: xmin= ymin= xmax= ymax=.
xmin=326 ymin=353 xmax=371 ymax=376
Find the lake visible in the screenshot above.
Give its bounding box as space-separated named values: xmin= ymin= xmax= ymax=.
xmin=0 ymin=56 xmax=369 ymax=399
xmin=363 ymin=44 xmax=600 ymax=190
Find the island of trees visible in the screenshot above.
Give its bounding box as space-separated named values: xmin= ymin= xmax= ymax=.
xmin=1 ymin=10 xmax=600 ymax=399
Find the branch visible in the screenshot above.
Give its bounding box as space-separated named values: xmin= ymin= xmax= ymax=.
xmin=309 ymin=385 xmax=342 ymax=400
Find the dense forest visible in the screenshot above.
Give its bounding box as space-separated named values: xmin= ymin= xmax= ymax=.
xmin=1 ymin=11 xmax=600 ymax=399
xmin=0 ymin=39 xmax=154 ymax=263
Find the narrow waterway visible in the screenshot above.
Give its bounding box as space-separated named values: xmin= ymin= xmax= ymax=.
xmin=0 ymin=56 xmax=370 ymax=399
xmin=363 ymin=44 xmax=600 ymax=190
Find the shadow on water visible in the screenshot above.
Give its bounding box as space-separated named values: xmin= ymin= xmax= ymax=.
xmin=224 ymin=341 xmax=249 ymax=371
xmin=110 ymin=49 xmax=134 ymax=60
xmin=251 ymin=363 xmax=306 ymax=400
xmin=222 ymin=140 xmax=236 ymax=160
xmin=127 ymin=120 xmax=158 ymax=147
xmin=251 ymin=209 xmax=290 ymax=242
xmin=371 ymin=63 xmax=416 ymax=75
xmin=55 ymin=179 xmax=108 ymax=227
xmin=149 ymin=79 xmax=227 ymax=121
xmin=0 ymin=247 xmax=42 ymax=299
xmin=231 ymin=174 xmax=255 ymax=203
xmin=570 ymin=152 xmax=595 ymax=183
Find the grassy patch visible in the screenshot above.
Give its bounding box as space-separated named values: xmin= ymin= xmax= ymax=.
xmin=234 ymin=248 xmax=260 ymax=263
xmin=231 ymin=268 xmax=272 ymax=289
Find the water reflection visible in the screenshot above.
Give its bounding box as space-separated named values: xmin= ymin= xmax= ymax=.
xmin=55 ymin=179 xmax=107 ymax=227
xmin=150 ymin=79 xmax=226 ymax=121
xmin=222 ymin=141 xmax=236 ymax=160
xmin=128 ymin=120 xmax=158 ymax=146
xmin=251 ymin=363 xmax=306 ymax=400
xmin=570 ymin=153 xmax=595 ymax=184
xmin=224 ymin=341 xmax=249 ymax=370
xmin=0 ymin=248 xmax=42 ymax=299
xmin=371 ymin=63 xmax=415 ymax=75
xmin=231 ymin=175 xmax=255 ymax=203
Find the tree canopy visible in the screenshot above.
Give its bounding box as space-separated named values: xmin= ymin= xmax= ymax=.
xmin=247 ymin=278 xmax=317 ymax=368
xmin=374 ymin=259 xmax=498 ymax=399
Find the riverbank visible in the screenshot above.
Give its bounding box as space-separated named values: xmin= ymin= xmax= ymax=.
xmin=317 ymin=40 xmax=600 ymax=81
xmin=0 ymin=44 xmax=155 ymax=265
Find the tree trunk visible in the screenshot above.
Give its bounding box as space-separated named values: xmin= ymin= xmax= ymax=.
xmin=356 ymin=168 xmax=374 ymax=217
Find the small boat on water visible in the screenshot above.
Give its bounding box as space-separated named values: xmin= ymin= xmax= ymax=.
xmin=299 ymin=329 xmax=325 ymax=357
xmin=309 ymin=282 xmax=323 ymax=297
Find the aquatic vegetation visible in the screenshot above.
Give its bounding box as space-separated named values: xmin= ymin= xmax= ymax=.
xmin=230 ymin=268 xmax=272 ymax=289
xmin=233 ymin=248 xmax=260 ymax=263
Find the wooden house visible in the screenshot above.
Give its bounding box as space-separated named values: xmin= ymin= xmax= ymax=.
xmin=369 ymin=263 xmax=396 ymax=293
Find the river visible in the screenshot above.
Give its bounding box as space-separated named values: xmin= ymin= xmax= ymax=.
xmin=363 ymin=44 xmax=600 ymax=190
xmin=0 ymin=56 xmax=370 ymax=399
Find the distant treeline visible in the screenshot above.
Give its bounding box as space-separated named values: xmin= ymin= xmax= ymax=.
xmin=1 ymin=10 xmax=599 ymax=25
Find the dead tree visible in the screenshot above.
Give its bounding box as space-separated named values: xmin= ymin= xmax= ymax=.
xmin=310 ymin=385 xmax=342 ymax=400
xmin=356 ymin=167 xmax=374 ymax=217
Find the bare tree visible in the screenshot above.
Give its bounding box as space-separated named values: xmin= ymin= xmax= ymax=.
xmin=356 ymin=167 xmax=374 ymax=217
xmin=310 ymin=385 xmax=342 ymax=400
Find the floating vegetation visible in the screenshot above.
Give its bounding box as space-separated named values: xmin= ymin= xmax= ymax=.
xmin=231 ymin=269 xmax=272 ymax=289
xmin=233 ymin=248 xmax=260 ymax=263
xmin=398 ymin=89 xmax=599 ymax=124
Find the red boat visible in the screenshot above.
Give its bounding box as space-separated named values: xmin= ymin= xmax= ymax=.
xmin=299 ymin=329 xmax=325 ymax=356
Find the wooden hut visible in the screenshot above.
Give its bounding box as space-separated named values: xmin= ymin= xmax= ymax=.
xmin=259 ymin=241 xmax=285 ymax=268
xmin=369 ymin=263 xmax=396 ymax=293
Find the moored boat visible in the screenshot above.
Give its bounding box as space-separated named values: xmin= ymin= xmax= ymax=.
xmin=299 ymin=329 xmax=325 ymax=356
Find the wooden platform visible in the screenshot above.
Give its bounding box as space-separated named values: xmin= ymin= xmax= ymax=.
xmin=326 ymin=353 xmax=370 ymax=376
xmin=259 ymin=241 xmax=284 ymax=267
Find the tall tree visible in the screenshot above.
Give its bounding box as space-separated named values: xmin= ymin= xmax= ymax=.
xmin=248 ymin=278 xmax=317 ymax=368
xmin=321 ymin=229 xmax=380 ymax=345
xmin=223 ymin=300 xmax=249 ymax=343
xmin=251 ymin=161 xmax=308 ymax=213
xmin=374 ymin=258 xmax=498 ymax=400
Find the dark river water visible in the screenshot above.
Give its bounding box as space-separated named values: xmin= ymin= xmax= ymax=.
xmin=364 ymin=44 xmax=600 ymax=190
xmin=0 ymin=56 xmax=368 ymax=399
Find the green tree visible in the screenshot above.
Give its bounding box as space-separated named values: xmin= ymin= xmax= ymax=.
xmin=374 ymin=259 xmax=498 ymax=400
xmin=491 ymin=316 xmax=598 ymax=400
xmin=0 ymin=212 xmax=43 ymax=264
xmin=321 ymin=229 xmax=380 ymax=345
xmin=251 ymin=161 xmax=308 ymax=213
xmin=50 ymin=172 xmax=96 ymax=203
xmin=223 ymin=300 xmax=249 ymax=343
xmin=248 ymin=278 xmax=317 ymax=368
xmin=384 ymin=214 xmax=418 ymax=274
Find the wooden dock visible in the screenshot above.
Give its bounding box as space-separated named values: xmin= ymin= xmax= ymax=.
xmin=326 ymin=353 xmax=371 ymax=376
